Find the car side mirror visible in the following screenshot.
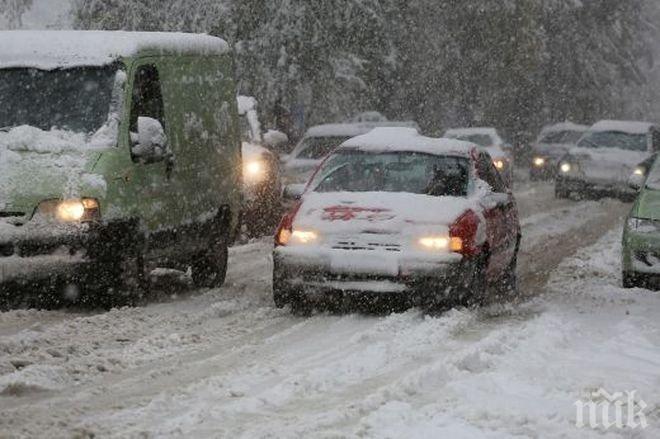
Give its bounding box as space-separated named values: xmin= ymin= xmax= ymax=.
xmin=131 ymin=117 xmax=169 ymax=164
xmin=283 ymin=183 xmax=306 ymax=201
xmin=628 ymin=173 xmax=644 ymax=190
xmin=264 ymin=130 xmax=289 ymax=150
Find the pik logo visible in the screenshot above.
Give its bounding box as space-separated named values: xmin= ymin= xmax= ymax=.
xmin=575 ymin=388 xmax=648 ymax=430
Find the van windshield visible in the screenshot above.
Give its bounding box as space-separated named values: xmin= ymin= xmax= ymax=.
xmin=0 ymin=66 xmax=117 ymax=135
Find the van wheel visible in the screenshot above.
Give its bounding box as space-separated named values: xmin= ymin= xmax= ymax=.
xmin=192 ymin=236 xmax=228 ymax=288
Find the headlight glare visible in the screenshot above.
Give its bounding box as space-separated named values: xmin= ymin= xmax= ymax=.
xmin=419 ymin=236 xmax=462 ymax=252
xmin=36 ymin=198 xmax=101 ymax=223
xmin=533 ymin=157 xmax=545 ymax=167
xmin=494 ymin=159 xmax=505 ymax=170
xmin=244 ymin=160 xmax=266 ymax=182
xmin=290 ymin=230 xmax=319 ymax=245
xmin=560 ymin=162 xmax=572 ymax=173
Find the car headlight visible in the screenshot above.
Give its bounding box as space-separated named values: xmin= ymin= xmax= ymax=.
xmin=633 ymin=167 xmax=645 ymax=177
xmin=494 ymin=159 xmax=505 ymax=170
xmin=627 ymin=217 xmax=659 ymax=233
xmin=277 ymin=228 xmax=319 ymax=246
xmin=533 ymin=157 xmax=546 ymax=167
xmin=559 ymin=162 xmax=573 ymax=174
xmin=243 ymin=159 xmax=267 ymax=183
xmin=418 ymin=236 xmax=463 ymax=252
xmin=35 ymin=198 xmax=101 ymax=223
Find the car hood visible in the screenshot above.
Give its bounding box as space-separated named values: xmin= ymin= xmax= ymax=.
xmin=293 ymin=191 xmax=477 ymax=237
xmin=0 ymin=147 xmax=105 ymax=213
xmin=567 ymin=146 xmax=649 ymax=184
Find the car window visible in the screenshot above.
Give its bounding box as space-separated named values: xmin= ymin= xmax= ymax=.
xmin=540 ymin=130 xmax=584 ymax=144
xmin=577 ymin=131 xmax=647 ymax=151
xmin=130 ymin=64 xmax=165 ymax=133
xmin=295 ymin=136 xmax=350 ymax=160
xmin=311 ymin=151 xmax=470 ymax=197
xmin=477 ymin=153 xmax=506 ymax=193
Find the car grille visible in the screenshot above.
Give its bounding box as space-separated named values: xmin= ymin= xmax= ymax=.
xmin=331 ymin=235 xmax=401 ymax=252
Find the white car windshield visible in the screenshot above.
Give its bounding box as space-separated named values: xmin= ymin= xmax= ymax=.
xmin=0 ymin=66 xmax=117 ymax=135
xmin=577 ymin=131 xmax=647 ymax=151
xmin=311 ymin=151 xmax=469 ymax=197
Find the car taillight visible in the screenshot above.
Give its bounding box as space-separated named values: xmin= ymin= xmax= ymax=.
xmin=275 ymin=201 xmax=302 ymax=246
xmin=449 ymin=210 xmax=480 ymax=256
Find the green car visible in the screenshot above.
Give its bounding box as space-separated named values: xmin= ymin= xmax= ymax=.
xmin=623 ymin=155 xmax=660 ymax=288
xmin=0 ymin=31 xmax=242 ymax=305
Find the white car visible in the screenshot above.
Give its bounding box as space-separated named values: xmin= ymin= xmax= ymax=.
xmin=282 ymin=121 xmax=420 ymax=186
xmin=273 ymin=128 xmax=521 ymax=313
xmin=444 ymin=127 xmax=513 ymax=186
xmin=555 ymin=120 xmax=660 ymax=200
xmin=530 ymin=122 xmax=588 ymax=180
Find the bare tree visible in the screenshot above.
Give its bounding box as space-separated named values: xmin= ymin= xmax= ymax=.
xmin=0 ymin=0 xmax=33 ymax=29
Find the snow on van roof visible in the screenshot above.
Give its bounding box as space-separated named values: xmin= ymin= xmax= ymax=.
xmin=305 ymin=121 xmax=419 ymax=138
xmin=0 ymin=31 xmax=230 ymax=70
xmin=340 ymin=127 xmax=475 ymax=157
xmin=589 ymin=120 xmax=655 ymax=135
xmin=540 ymin=122 xmax=589 ymax=134
xmin=237 ymin=95 xmax=257 ymax=116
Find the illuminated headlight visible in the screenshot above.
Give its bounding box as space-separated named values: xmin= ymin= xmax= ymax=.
xmin=277 ymin=228 xmax=319 ymax=246
xmin=533 ymin=157 xmax=546 ymax=167
xmin=494 ymin=159 xmax=505 ymax=170
xmin=35 ymin=198 xmax=101 ymax=223
xmin=418 ymin=236 xmax=463 ymax=252
xmin=243 ymin=160 xmax=266 ymax=183
xmin=560 ymin=162 xmax=572 ymax=174
xmin=634 ymin=167 xmax=645 ymax=177
xmin=627 ymin=217 xmax=659 ymax=233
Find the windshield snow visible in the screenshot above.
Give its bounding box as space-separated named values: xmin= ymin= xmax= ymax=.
xmin=295 ymin=136 xmax=351 ymax=160
xmin=311 ymin=151 xmax=469 ymax=197
xmin=0 ymin=66 xmax=117 ymax=135
xmin=577 ymin=131 xmax=647 ymax=151
xmin=447 ymin=134 xmax=493 ymax=147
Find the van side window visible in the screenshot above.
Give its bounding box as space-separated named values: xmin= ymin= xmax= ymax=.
xmin=477 ymin=153 xmax=506 ymax=193
xmin=130 ymin=64 xmax=165 ymax=132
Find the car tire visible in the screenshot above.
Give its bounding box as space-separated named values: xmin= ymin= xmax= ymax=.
xmin=496 ymin=251 xmax=518 ymax=300
xmin=623 ymin=272 xmax=639 ymax=289
xmin=192 ymin=236 xmax=229 ymax=289
xmin=555 ymin=184 xmax=569 ymax=199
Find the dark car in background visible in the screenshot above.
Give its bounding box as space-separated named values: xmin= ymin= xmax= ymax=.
xmin=530 ymin=122 xmax=588 ymax=181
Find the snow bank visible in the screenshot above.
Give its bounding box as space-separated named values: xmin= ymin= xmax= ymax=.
xmin=0 ymin=31 xmax=229 ymax=69
xmin=0 ymin=364 xmax=70 ymax=396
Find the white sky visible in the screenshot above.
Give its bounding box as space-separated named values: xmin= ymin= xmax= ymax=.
xmin=0 ymin=0 xmax=72 ymax=30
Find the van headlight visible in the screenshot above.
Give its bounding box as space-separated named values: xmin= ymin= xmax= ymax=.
xmin=35 ymin=198 xmax=101 ymax=223
xmin=533 ymin=157 xmax=546 ymax=167
xmin=243 ymin=159 xmax=267 ymax=183
xmin=559 ymin=162 xmax=573 ymax=174
xmin=494 ymin=159 xmax=505 ymax=170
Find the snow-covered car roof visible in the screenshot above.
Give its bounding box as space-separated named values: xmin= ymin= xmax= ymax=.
xmin=340 ymin=127 xmax=475 ymax=157
xmin=0 ymin=31 xmax=230 ymax=70
xmin=444 ymin=127 xmax=503 ymax=144
xmin=588 ymin=120 xmax=656 ymax=135
xmin=540 ymin=122 xmax=589 ymax=135
xmin=305 ymin=121 xmax=419 ymax=139
xmin=237 ymin=95 xmax=258 ymax=116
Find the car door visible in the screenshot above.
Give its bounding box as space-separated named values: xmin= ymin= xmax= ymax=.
xmin=477 ymin=153 xmax=517 ymax=279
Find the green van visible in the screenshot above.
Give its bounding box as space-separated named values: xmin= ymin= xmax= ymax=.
xmin=0 ymin=31 xmax=242 ymax=305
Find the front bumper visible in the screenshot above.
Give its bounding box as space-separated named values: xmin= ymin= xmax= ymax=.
xmin=623 ymin=228 xmax=660 ymax=276
xmin=273 ymin=246 xmax=473 ymax=306
xmin=0 ymin=223 xmax=92 ymax=284
xmin=556 ymin=176 xmax=636 ymax=200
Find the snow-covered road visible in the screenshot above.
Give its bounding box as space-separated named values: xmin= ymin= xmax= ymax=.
xmin=2 ymin=182 xmax=658 ymax=438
